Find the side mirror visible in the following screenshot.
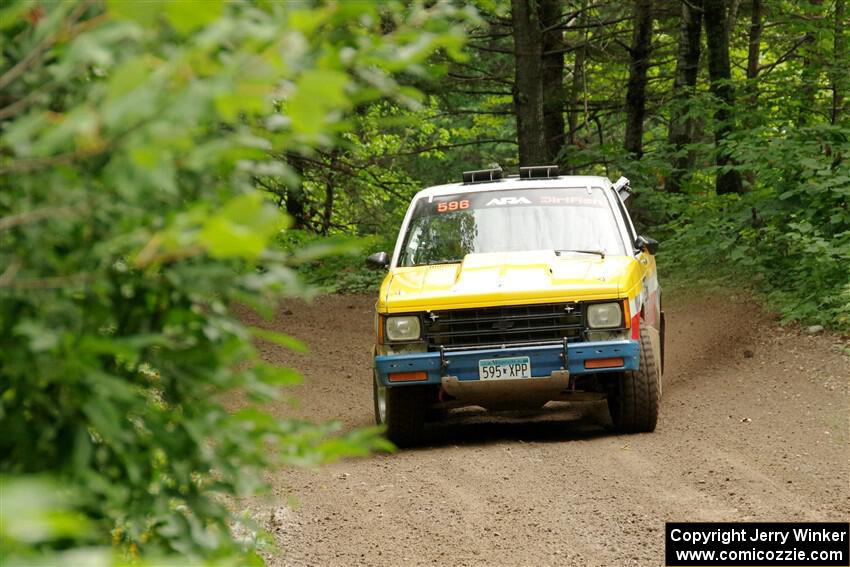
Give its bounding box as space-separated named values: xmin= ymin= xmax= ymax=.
xmin=635 ymin=235 xmax=659 ymax=255
xmin=365 ymin=251 xmax=389 ymax=270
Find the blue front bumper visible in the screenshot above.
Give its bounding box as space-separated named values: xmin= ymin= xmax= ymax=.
xmin=375 ymin=340 xmax=640 ymax=387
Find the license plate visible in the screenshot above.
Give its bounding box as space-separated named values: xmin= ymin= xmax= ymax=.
xmin=478 ymin=356 xmax=532 ymax=380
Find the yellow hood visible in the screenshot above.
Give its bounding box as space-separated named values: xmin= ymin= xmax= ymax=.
xmin=379 ymin=251 xmax=642 ymax=313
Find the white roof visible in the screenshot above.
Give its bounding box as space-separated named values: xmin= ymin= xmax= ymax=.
xmin=412 ymin=175 xmax=614 ymax=200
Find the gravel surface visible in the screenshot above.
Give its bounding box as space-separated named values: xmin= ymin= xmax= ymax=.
xmin=236 ymin=292 xmax=850 ymax=567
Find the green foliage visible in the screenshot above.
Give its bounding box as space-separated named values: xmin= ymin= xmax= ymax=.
xmin=1 ymin=476 xmax=113 ymax=567
xmin=259 ymin=97 xmax=512 ymax=239
xmin=277 ymin=229 xmax=393 ymax=294
xmin=640 ymin=125 xmax=850 ymax=330
xmin=0 ymin=0 xmax=467 ymax=563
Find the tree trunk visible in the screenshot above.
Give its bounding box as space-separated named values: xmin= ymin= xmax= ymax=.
xmin=568 ymin=0 xmax=588 ymax=151
xmin=727 ymin=0 xmax=742 ymax=36
xmin=322 ymin=173 xmax=336 ymax=236
xmin=742 ymin=0 xmax=763 ymax=187
xmin=540 ymin=0 xmax=565 ymax=162
xmin=511 ymin=0 xmax=548 ymax=166
xmin=704 ymin=0 xmax=744 ymax=194
xmin=666 ymin=0 xmax=702 ymax=192
xmin=832 ymin=0 xmax=846 ymax=124
xmin=746 ymin=0 xmax=763 ymax=93
xmin=798 ymin=0 xmax=824 ymax=127
xmin=284 ymin=153 xmax=310 ymax=229
xmin=624 ymin=0 xmax=653 ymax=159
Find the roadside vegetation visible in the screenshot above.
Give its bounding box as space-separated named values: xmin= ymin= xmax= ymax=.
xmin=0 ymin=0 xmax=847 ymax=566
xmin=0 ymin=1 xmax=469 ymax=564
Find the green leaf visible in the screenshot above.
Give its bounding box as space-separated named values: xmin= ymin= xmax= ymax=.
xmin=164 ymin=0 xmax=223 ymax=35
xmin=0 ymin=2 xmax=27 ymax=32
xmin=106 ymin=55 xmax=158 ymax=98
xmin=253 ymin=362 xmax=303 ymax=386
xmin=248 ymin=326 xmax=307 ymax=353
xmin=288 ymin=235 xmax=365 ymax=264
xmin=0 ymin=477 xmax=93 ymax=544
xmin=107 ymin=0 xmax=166 ymax=26
xmin=13 ymin=320 xmax=59 ymax=353
xmin=83 ymin=399 xmax=128 ymax=445
xmin=199 ymin=192 xmax=288 ymax=260
xmin=288 ymin=69 xmax=351 ymax=136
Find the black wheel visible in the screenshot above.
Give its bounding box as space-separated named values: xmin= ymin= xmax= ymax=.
xmin=373 ymin=372 xmax=426 ymax=447
xmin=607 ymin=322 xmax=660 ymax=433
xmin=425 ymin=406 xmax=449 ymax=422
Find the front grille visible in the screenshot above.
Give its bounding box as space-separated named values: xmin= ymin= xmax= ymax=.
xmin=423 ymin=302 xmax=584 ymax=349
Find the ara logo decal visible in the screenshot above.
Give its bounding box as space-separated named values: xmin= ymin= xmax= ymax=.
xmin=485 ymin=196 xmax=532 ymax=206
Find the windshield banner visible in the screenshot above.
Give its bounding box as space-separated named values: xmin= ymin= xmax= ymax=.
xmin=421 ymin=188 xmax=608 ymax=216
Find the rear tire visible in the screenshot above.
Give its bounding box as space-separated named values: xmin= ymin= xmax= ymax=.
xmin=373 ymin=373 xmax=426 ymax=447
xmin=607 ymin=322 xmax=660 ymax=433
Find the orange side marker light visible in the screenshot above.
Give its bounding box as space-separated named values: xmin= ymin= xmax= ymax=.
xmin=388 ymin=371 xmax=427 ymax=382
xmin=584 ymin=357 xmax=625 ymax=369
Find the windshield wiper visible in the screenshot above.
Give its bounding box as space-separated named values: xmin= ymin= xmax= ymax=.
xmin=421 ymin=259 xmax=463 ymax=266
xmin=554 ymin=249 xmax=606 ymax=259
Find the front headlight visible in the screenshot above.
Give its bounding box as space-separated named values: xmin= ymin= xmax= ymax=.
xmin=587 ymin=302 xmax=622 ymax=329
xmin=385 ymin=316 xmax=421 ymax=341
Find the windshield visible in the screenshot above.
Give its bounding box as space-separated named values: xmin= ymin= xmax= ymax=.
xmin=398 ymin=187 xmax=625 ymax=267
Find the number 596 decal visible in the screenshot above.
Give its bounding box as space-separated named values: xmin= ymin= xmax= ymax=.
xmin=436 ymin=199 xmax=469 ymax=213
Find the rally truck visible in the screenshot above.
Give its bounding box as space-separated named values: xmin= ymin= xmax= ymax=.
xmin=367 ymin=165 xmax=664 ymax=446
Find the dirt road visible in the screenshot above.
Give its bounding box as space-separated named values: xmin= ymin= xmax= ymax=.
xmin=242 ymin=292 xmax=850 ymax=566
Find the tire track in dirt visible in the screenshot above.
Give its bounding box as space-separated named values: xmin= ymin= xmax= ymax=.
xmin=235 ymin=291 xmax=849 ymax=567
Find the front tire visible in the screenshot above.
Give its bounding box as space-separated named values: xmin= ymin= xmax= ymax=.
xmin=607 ymin=322 xmax=660 ymax=433
xmin=373 ymin=372 xmax=426 ymax=447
